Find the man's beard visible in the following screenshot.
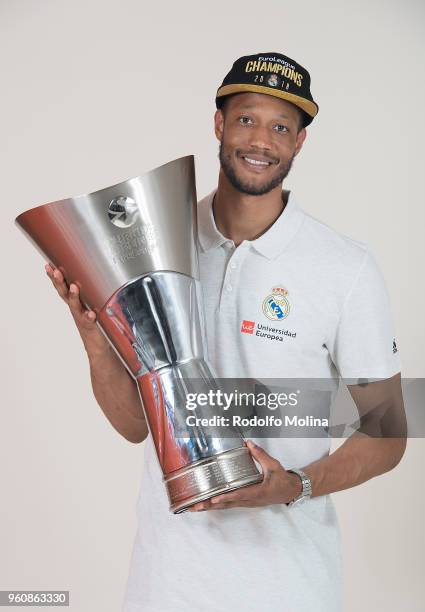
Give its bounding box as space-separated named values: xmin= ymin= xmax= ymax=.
xmin=219 ymin=142 xmax=295 ymax=196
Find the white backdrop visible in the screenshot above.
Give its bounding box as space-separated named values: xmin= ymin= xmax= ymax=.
xmin=1 ymin=0 xmax=424 ymax=610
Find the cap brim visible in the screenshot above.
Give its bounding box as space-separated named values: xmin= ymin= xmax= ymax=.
xmin=216 ymin=83 xmax=318 ymax=119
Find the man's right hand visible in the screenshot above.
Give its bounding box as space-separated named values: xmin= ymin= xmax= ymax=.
xmin=44 ymin=262 xmax=110 ymax=358
xmin=45 ymin=262 xmax=148 ymax=443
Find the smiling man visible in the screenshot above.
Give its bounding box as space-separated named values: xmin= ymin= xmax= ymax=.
xmin=46 ymin=52 xmax=406 ymax=612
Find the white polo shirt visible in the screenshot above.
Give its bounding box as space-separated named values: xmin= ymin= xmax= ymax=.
xmin=123 ymin=189 xmax=401 ymax=612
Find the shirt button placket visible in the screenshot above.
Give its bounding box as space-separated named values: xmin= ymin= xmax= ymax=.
xmin=219 ymin=242 xmax=248 ymax=310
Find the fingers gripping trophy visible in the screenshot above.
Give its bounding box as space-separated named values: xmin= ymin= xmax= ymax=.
xmin=15 ymin=156 xmax=262 ymax=513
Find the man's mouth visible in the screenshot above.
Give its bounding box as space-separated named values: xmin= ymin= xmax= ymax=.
xmin=243 ymin=156 xmax=270 ymax=166
xmin=238 ymin=153 xmax=277 ymax=169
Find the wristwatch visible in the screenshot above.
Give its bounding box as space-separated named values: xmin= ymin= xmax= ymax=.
xmin=286 ymin=468 xmax=312 ymax=507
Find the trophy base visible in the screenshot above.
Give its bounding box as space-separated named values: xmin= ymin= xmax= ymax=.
xmin=165 ymin=446 xmax=263 ymax=514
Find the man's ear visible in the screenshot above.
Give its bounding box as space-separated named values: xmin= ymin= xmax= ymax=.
xmin=214 ymin=109 xmax=224 ymax=142
xmin=294 ymin=127 xmax=307 ymax=156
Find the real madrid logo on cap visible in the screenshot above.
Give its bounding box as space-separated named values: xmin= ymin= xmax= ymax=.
xmin=267 ymin=74 xmax=279 ymax=87
xmin=262 ymin=286 xmax=290 ymax=321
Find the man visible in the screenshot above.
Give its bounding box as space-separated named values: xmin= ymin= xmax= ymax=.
xmin=45 ymin=52 xmax=407 ymax=611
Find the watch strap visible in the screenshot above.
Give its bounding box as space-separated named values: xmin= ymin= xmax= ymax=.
xmin=286 ymin=468 xmax=312 ymax=506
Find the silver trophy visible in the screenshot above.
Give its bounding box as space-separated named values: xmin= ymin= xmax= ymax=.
xmin=15 ymin=155 xmax=262 ymax=513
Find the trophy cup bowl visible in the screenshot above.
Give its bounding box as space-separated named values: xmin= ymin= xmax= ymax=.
xmin=15 ymin=155 xmax=262 ymax=513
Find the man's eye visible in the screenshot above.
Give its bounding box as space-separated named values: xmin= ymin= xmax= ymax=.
xmin=239 ymin=116 xmax=253 ymax=125
xmin=274 ymin=124 xmax=288 ymax=133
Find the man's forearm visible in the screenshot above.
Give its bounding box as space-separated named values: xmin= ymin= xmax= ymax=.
xmin=301 ymin=432 xmax=406 ymax=498
xmin=88 ymin=345 xmax=149 ymax=444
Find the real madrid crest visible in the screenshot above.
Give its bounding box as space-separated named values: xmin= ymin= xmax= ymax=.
xmin=262 ymin=286 xmax=290 ymax=321
xmin=267 ymin=74 xmax=279 ymax=87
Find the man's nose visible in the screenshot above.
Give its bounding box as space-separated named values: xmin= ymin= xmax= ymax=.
xmin=247 ymin=125 xmax=273 ymax=150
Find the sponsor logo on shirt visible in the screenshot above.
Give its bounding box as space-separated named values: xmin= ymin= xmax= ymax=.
xmin=393 ymin=339 xmax=398 ymax=354
xmin=262 ymin=286 xmax=290 ymax=321
xmin=241 ymin=320 xmax=255 ymax=334
xmin=240 ymin=320 xmax=297 ymax=341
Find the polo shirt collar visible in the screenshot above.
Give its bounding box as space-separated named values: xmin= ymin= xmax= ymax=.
xmin=197 ymin=189 xmax=229 ymax=252
xmin=197 ymin=188 xmax=305 ymax=260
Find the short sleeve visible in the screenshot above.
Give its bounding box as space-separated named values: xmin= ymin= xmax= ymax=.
xmin=327 ymin=249 xmax=401 ymax=380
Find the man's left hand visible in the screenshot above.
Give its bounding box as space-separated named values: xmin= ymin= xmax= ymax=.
xmin=187 ymin=440 xmax=302 ymax=512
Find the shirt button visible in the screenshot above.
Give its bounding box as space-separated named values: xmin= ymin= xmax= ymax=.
xmin=230 ymin=262 xmax=237 ymax=269
xmin=226 ymin=284 xmax=233 ymax=292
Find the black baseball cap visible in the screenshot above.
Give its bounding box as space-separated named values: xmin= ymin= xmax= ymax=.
xmin=215 ymin=52 xmax=318 ymax=127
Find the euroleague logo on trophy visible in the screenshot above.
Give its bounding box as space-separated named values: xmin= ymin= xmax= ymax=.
xmin=108 ymin=196 xmax=140 ymax=228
